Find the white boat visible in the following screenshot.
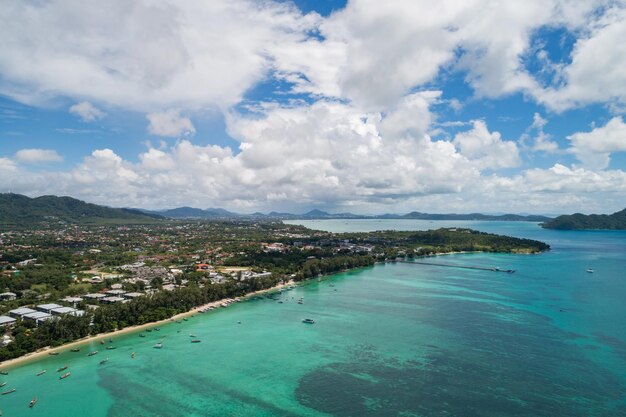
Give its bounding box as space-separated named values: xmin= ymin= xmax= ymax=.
xmin=586 ymin=268 xmax=594 ymax=273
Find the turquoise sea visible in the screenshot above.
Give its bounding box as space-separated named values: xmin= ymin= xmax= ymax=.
xmin=1 ymin=220 xmax=625 ymax=416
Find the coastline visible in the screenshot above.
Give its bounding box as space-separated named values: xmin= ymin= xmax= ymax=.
xmin=0 ymin=280 xmax=294 ymax=370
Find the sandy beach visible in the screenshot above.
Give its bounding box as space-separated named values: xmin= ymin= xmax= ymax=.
xmin=0 ymin=280 xmax=294 ymax=370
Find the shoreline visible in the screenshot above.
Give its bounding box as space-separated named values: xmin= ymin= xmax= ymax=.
xmin=0 ymin=280 xmax=294 ymax=370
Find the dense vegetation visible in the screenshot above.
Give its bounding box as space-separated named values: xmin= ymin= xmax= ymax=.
xmin=542 ymin=208 xmax=626 ymax=230
xmin=0 ymin=193 xmax=161 ymax=226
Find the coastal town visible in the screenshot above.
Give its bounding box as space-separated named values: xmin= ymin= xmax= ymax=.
xmin=0 ymin=219 xmax=548 ymax=361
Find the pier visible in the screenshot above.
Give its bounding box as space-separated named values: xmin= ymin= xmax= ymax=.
xmin=396 ymin=260 xmax=515 ymax=273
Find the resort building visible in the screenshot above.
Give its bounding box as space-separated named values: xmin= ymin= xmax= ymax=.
xmin=8 ymin=307 xmax=37 ymax=318
xmin=105 ymin=289 xmax=127 ymax=296
xmin=122 ymin=292 xmax=143 ymax=300
xmin=0 ymin=315 xmax=16 ymax=327
xmin=22 ymin=311 xmax=53 ymax=325
xmin=60 ymin=296 xmax=83 ymax=307
xmin=50 ymin=306 xmax=85 ymax=316
xmin=83 ymin=293 xmax=106 ymax=301
xmin=36 ymin=303 xmax=63 ymax=314
xmin=100 ymin=296 xmax=125 ymax=304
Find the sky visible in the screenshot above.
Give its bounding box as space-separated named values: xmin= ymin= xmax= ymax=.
xmin=1 ymin=0 xmax=626 ymax=215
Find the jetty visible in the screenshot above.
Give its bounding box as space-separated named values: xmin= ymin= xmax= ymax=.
xmin=397 ymin=260 xmax=515 ymax=273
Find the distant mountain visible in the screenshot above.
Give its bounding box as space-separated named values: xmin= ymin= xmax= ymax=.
xmin=542 ymin=208 xmax=626 ymax=230
xmin=0 ymin=193 xmax=162 ymax=225
xmin=400 ymin=212 xmax=552 ymax=222
xmin=154 ymin=206 xmax=552 ymax=221
xmin=157 ymin=206 xmax=238 ymax=219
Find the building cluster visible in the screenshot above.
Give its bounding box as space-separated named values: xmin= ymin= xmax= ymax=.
xmin=0 ymin=303 xmax=86 ymax=327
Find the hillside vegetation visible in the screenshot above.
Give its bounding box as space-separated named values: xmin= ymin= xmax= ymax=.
xmin=542 ymin=208 xmax=626 ymax=230
xmin=0 ymin=193 xmax=162 ymax=226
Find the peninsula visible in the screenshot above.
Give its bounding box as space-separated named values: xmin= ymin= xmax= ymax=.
xmin=0 ymin=195 xmax=549 ymax=363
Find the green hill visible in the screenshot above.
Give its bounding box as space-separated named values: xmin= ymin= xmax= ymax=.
xmin=0 ymin=193 xmax=162 ymax=226
xmin=542 ymin=208 xmax=626 ymax=230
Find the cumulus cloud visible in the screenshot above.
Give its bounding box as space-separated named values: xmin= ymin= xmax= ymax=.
xmin=453 ymin=120 xmax=520 ymax=170
xmin=147 ymin=109 xmax=195 ymax=137
xmin=15 ymin=148 xmax=63 ymax=163
xmin=69 ymin=101 xmax=106 ymax=122
xmin=0 ymin=0 xmax=315 ymax=111
xmin=567 ymin=117 xmax=626 ymax=169
xmin=537 ymin=5 xmax=626 ymax=111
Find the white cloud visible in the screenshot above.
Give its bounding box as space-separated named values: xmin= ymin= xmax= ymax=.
xmin=567 ymin=117 xmax=626 ymax=169
xmin=0 ymin=157 xmax=18 ymax=173
xmin=521 ymin=113 xmax=559 ymax=153
xmin=536 ymin=5 xmax=626 ymax=111
xmin=147 ymin=109 xmax=195 ymax=137
xmin=453 ymin=120 xmax=520 ymax=170
xmin=15 ymin=148 xmax=63 ymax=163
xmin=0 ymin=0 xmax=315 ymax=112
xmin=69 ymin=101 xmax=106 ymax=122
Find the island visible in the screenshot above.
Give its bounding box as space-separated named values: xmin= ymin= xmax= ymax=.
xmin=542 ymin=207 xmax=626 ymax=230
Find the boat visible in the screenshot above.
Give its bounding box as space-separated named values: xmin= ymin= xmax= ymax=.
xmin=1 ymin=388 xmax=15 ymax=395
xmin=302 ymin=318 xmax=315 ymax=324
xmin=297 ymin=300 xmax=303 ymax=304
xmin=183 ymin=318 xmax=188 ymax=321
xmin=48 ymin=351 xmax=59 ymax=356
xmin=99 ymin=358 xmax=109 ymax=365
xmin=153 ymin=342 xmax=163 ymax=349
xmin=0 ymin=383 xmax=6 ymax=387
xmin=191 ymin=339 xmax=201 ymax=343
xmin=59 ymin=372 xmax=71 ymax=379
xmin=70 ymin=348 xmax=80 ymax=352
xmin=586 ymin=268 xmax=594 ymax=273
xmin=154 ymin=328 xmax=161 ymax=331
xmin=0 ymin=372 xmax=6 ymax=376
xmin=56 ymin=366 xmax=68 ymax=372
xmin=100 ymin=340 xmax=105 ymax=345
xmin=29 ymin=397 xmax=37 ymax=408
xmin=36 ymin=370 xmax=47 ymax=376
xmin=189 ymin=334 xmax=196 ymax=337
xmin=131 ymin=352 xmax=135 ymax=359
xmin=87 ymin=351 xmax=99 ymax=356
xmin=139 ymin=333 xmax=146 ymax=338
xmin=145 ymin=328 xmax=152 ymax=332
xmin=105 ymin=346 xmax=116 ymax=350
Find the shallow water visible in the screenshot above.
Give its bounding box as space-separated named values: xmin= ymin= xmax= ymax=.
xmin=1 ymin=221 xmax=625 ymax=416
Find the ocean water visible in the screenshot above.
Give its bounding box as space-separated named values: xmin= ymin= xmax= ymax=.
xmin=1 ymin=220 xmax=625 ymax=416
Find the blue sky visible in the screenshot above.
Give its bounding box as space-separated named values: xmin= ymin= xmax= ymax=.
xmin=1 ymin=0 xmax=626 ymax=214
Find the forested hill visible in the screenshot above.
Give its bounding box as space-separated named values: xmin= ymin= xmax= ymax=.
xmin=0 ymin=193 xmax=162 ymax=225
xmin=541 ymin=208 xmax=626 ymax=230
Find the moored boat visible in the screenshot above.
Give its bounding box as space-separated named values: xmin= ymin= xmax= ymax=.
xmin=105 ymin=346 xmax=116 ymax=350
xmin=0 ymin=382 xmax=6 ymax=387
xmin=70 ymin=348 xmax=80 ymax=352
xmin=36 ymin=370 xmax=46 ymax=376
xmin=99 ymin=358 xmax=109 ymax=365
xmin=302 ymin=318 xmax=315 ymax=324
xmin=29 ymin=397 xmax=37 ymax=408
xmin=57 ymin=366 xmax=68 ymax=372
xmin=48 ymin=352 xmax=59 ymax=356
xmin=0 ymin=372 xmax=7 ymax=375
xmin=59 ymin=372 xmax=71 ymax=379
xmin=191 ymin=339 xmax=201 ymax=343
xmin=153 ymin=342 xmax=163 ymax=349
xmin=586 ymin=268 xmax=594 ymax=273
xmin=1 ymin=388 xmax=15 ymax=395
xmin=87 ymin=351 xmax=99 ymax=356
